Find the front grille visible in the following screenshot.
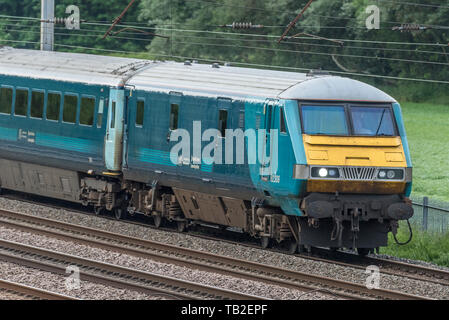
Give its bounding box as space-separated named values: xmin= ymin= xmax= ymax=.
xmin=342 ymin=167 xmax=376 ymax=181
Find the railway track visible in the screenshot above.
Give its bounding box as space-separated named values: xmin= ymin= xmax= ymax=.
xmin=0 ymin=208 xmax=433 ymax=300
xmin=4 ymin=193 xmax=449 ymax=288
xmin=0 ymin=237 xmax=265 ymax=300
xmin=306 ymin=248 xmax=449 ymax=287
xmin=0 ymin=278 xmax=76 ymax=300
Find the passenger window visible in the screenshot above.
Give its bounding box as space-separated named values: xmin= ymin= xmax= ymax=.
xmin=110 ymin=101 xmax=116 ymax=129
xmin=136 ymin=99 xmax=145 ymax=127
xmin=218 ymin=110 xmax=228 ymax=137
xmin=97 ymin=98 xmax=104 ymax=128
xmin=46 ymin=92 xmax=61 ymax=121
xmin=80 ymin=97 xmax=95 ymax=126
xmin=30 ymin=91 xmax=44 ymax=119
xmin=63 ymin=94 xmax=78 ymax=123
xmin=15 ymin=89 xmax=28 ymax=116
xmin=0 ymin=87 xmax=13 ymax=114
xmin=170 ymin=103 xmax=179 ymax=130
xmin=265 ymin=105 xmax=273 ymax=131
xmin=280 ymin=108 xmax=286 ymax=134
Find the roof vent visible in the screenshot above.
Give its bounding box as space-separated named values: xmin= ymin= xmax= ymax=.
xmin=184 ymin=60 xmax=192 ymax=66
xmin=212 ymin=63 xmax=220 ymax=68
xmin=307 ymin=69 xmax=330 ymax=77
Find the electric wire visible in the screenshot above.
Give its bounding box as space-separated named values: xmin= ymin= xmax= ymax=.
xmin=4 ymin=26 xmax=448 ymax=66
xmin=1 ymin=39 xmax=447 ymax=85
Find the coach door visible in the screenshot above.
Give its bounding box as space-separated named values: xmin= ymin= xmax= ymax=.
xmin=105 ymin=88 xmax=125 ymax=172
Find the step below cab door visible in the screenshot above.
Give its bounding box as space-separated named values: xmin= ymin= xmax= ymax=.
xmin=105 ymin=88 xmax=125 ymax=171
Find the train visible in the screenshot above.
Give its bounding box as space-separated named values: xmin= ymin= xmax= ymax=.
xmin=0 ymin=47 xmax=413 ymax=255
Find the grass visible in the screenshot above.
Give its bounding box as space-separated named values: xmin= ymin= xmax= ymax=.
xmin=401 ymin=102 xmax=449 ymax=203
xmin=380 ymin=223 xmax=449 ymax=267
xmin=380 ymin=102 xmax=449 ymax=267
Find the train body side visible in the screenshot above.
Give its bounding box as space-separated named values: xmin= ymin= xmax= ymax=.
xmin=0 ymin=74 xmax=109 ymax=200
xmin=123 ymin=90 xmax=261 ymax=201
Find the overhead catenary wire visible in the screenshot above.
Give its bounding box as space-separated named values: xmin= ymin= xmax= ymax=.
xmin=3 ymin=24 xmax=447 ymax=56
xmin=376 ymin=0 xmax=449 ymax=9
xmin=182 ymin=0 xmax=449 ymax=28
xmin=169 ymin=39 xmax=449 ymax=66
xmin=1 ymin=10 xmax=449 ymax=30
xmin=3 ymin=24 xmax=448 ymax=66
xmin=78 ymin=22 xmax=449 ymax=47
xmin=5 ymin=26 xmax=447 ymax=67
xmin=0 ymin=5 xmax=448 ymax=84
xmin=11 ymin=22 xmax=443 ymax=57
xmin=1 ymin=14 xmax=448 ymax=43
xmin=1 ymin=39 xmax=448 ymax=85
xmin=2 ymin=17 xmax=448 ymax=68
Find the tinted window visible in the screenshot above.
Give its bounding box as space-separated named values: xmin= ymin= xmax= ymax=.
xmin=136 ymin=100 xmax=145 ymax=127
xmin=219 ymin=110 xmax=228 ymax=137
xmin=110 ymin=101 xmax=116 ymax=129
xmin=46 ymin=92 xmax=61 ymax=121
xmin=0 ymin=87 xmax=13 ymax=114
xmin=350 ymin=107 xmax=396 ymax=136
xmin=80 ymin=97 xmax=95 ymax=126
xmin=63 ymin=94 xmax=77 ymax=123
xmin=170 ymin=103 xmax=179 ymax=130
xmin=280 ymin=108 xmax=286 ymax=133
xmin=30 ymin=91 xmax=44 ymax=119
xmin=97 ymin=98 xmax=105 ymax=128
xmin=15 ymin=89 xmax=28 ymax=116
xmin=301 ymin=105 xmax=348 ymax=135
xmin=266 ymin=105 xmax=273 ymax=131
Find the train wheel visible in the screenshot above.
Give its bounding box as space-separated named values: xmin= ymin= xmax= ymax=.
xmin=260 ymin=236 xmax=271 ymax=249
xmin=177 ymin=221 xmax=187 ymax=233
xmin=114 ymin=207 xmax=127 ymax=220
xmin=153 ymin=215 xmax=164 ymax=228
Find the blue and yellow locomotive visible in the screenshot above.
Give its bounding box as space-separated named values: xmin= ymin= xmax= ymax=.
xmin=0 ymin=48 xmax=413 ymax=253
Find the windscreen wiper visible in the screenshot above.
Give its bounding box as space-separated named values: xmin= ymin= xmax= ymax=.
xmin=375 ymin=109 xmax=386 ymax=136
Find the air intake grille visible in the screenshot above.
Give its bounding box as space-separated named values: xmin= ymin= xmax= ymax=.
xmin=342 ymin=167 xmax=376 ymax=181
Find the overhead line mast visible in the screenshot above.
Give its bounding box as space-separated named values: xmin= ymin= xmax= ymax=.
xmin=40 ymin=0 xmax=54 ymax=51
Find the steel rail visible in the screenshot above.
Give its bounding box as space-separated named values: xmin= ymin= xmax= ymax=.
xmin=1 ymin=197 xmax=447 ymax=287
xmin=0 ymin=209 xmax=432 ymax=300
xmin=0 ymin=238 xmax=264 ymax=300
xmin=0 ymin=278 xmax=77 ymax=300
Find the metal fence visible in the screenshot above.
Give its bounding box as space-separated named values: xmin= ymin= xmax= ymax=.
xmin=410 ymin=196 xmax=449 ymax=233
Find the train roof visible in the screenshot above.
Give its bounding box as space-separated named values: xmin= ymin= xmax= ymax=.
xmin=0 ymin=47 xmax=395 ymax=102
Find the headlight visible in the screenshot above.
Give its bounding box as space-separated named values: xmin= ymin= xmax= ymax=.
xmin=311 ymin=167 xmax=340 ymax=179
xmin=377 ymin=169 xmax=404 ymax=180
xmin=387 ymin=170 xmax=395 ymax=179
xmin=319 ymin=168 xmax=328 ymax=177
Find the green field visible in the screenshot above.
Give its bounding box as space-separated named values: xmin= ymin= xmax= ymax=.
xmin=401 ymin=102 xmax=449 ymax=203
xmin=379 ymin=102 xmax=449 ymax=267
